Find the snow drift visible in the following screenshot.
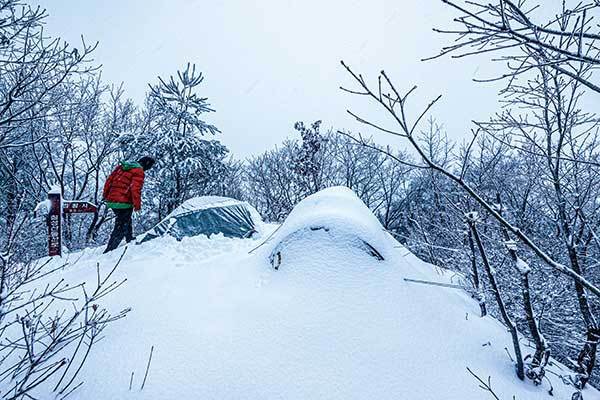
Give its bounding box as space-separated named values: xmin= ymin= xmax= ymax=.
xmin=8 ymin=188 xmax=600 ymax=399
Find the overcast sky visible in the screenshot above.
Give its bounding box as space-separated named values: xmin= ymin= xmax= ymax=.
xmin=44 ymin=0 xmax=504 ymax=158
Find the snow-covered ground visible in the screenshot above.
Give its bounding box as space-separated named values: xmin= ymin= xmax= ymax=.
xmin=12 ymin=188 xmax=600 ymax=399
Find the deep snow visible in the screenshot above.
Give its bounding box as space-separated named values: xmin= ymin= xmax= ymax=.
xmin=8 ymin=188 xmax=600 ymax=400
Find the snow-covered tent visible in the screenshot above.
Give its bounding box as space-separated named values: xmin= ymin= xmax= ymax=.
xmin=266 ymin=187 xmax=390 ymax=269
xmin=139 ymin=196 xmax=261 ymax=243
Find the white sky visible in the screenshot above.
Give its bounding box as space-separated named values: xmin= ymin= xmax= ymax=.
xmin=44 ymin=0 xmax=505 ymax=158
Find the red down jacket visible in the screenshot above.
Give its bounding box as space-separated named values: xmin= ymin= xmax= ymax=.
xmin=102 ymin=161 xmax=145 ymax=210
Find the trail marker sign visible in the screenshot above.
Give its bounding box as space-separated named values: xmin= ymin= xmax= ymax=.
xmin=38 ymin=188 xmax=98 ymax=257
xmin=63 ymin=200 xmax=98 ymax=214
xmin=47 ymin=190 xmax=62 ymax=257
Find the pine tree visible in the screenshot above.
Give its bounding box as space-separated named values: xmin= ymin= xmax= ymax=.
xmin=136 ymin=63 xmax=227 ymax=217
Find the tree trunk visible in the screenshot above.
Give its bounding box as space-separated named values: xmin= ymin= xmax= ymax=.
xmin=496 ymin=193 xmax=549 ymax=384
xmin=575 ymin=328 xmax=600 ymax=389
xmin=468 ymin=218 xmax=525 ymax=380
xmin=466 ymin=228 xmax=487 ymax=317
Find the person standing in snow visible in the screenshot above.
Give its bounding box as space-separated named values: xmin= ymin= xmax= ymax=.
xmin=103 ymin=156 xmax=155 ymax=253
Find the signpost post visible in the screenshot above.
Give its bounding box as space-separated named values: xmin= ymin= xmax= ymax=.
xmin=47 ymin=188 xmax=62 ymax=257
xmin=42 ymin=188 xmax=98 ymax=257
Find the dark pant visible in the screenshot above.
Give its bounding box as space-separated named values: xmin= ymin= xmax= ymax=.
xmin=104 ymin=208 xmax=134 ymax=253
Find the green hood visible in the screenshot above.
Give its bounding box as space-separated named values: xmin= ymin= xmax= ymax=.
xmin=121 ymin=161 xmax=142 ymax=171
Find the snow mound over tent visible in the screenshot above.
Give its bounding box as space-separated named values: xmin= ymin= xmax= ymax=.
xmin=139 ymin=196 xmax=262 ymax=242
xmin=265 ymin=186 xmax=393 ymax=267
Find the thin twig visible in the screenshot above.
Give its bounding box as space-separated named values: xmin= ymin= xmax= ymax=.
xmin=140 ymin=346 xmax=154 ymax=390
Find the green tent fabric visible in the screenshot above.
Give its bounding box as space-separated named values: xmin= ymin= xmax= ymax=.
xmin=139 ymin=197 xmax=258 ymax=243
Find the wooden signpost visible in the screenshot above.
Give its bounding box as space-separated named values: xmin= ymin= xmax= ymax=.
xmin=41 ymin=188 xmax=98 ymax=257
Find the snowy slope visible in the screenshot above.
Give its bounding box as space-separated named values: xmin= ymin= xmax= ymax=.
xmin=11 ymin=190 xmax=600 ymax=400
